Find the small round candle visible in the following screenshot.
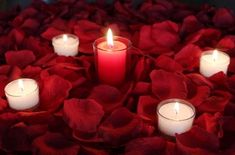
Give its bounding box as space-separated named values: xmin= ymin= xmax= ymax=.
xmin=200 ymin=50 xmax=230 ymax=77
xmin=157 ymin=99 xmax=195 ymax=137
xmin=4 ymin=78 xmax=39 ymax=111
xmin=93 ymin=29 xmax=131 ymax=85
xmin=52 ymin=34 xmax=79 ymax=56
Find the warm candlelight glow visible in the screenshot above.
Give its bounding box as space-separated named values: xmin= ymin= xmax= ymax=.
xmin=107 ymin=28 xmax=114 ymax=47
xmin=212 ymin=49 xmax=218 ymax=61
xmin=18 ymin=79 xmax=24 ymax=92
xmin=63 ymin=34 xmax=68 ymax=42
xmin=174 ymin=102 xmax=180 ymax=115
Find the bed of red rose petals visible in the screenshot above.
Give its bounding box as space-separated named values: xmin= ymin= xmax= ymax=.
xmin=1 ymin=0 xmax=235 ymax=154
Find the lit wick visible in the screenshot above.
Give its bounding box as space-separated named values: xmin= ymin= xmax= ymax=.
xmin=212 ymin=49 xmax=218 ymax=62
xmin=63 ymin=34 xmax=68 ymax=42
xmin=107 ymin=28 xmax=114 ymax=48
xmin=18 ymin=79 xmax=24 ymax=92
xmin=174 ymin=102 xmax=180 ymax=116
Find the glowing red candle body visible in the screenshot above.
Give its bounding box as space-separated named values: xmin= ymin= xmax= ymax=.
xmin=93 ymin=29 xmax=131 ymax=85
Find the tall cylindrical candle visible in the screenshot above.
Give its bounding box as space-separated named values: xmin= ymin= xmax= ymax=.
xmin=93 ymin=29 xmax=131 ymax=85
xmin=4 ymin=78 xmax=39 ymax=111
xmin=52 ymin=34 xmax=79 ymax=56
xmin=200 ymin=50 xmax=230 ymax=77
xmin=157 ymin=99 xmax=195 ymax=137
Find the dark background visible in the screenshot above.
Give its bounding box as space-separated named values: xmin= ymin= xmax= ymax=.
xmin=0 ymin=0 xmax=235 ymax=11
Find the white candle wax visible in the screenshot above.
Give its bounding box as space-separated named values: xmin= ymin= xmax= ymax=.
xmin=5 ymin=78 xmax=39 ymax=110
xmin=200 ymin=50 xmax=230 ymax=77
xmin=52 ymin=34 xmax=79 ymax=56
xmin=157 ymin=99 xmax=195 ymax=137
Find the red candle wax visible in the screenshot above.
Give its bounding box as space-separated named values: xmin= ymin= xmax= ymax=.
xmin=97 ymin=40 xmax=127 ymax=85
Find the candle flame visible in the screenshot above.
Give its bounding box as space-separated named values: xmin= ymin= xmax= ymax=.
xmin=63 ymin=34 xmax=68 ymax=42
xmin=174 ymin=102 xmax=180 ymax=115
xmin=107 ymin=28 xmax=114 ymax=47
xmin=18 ymin=79 xmax=24 ymax=92
xmin=212 ymin=49 xmax=218 ymax=61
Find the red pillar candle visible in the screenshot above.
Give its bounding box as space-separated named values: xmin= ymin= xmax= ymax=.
xmin=93 ymin=29 xmax=131 ymax=85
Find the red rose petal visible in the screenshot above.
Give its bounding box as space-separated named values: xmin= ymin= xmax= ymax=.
xmin=125 ymin=137 xmax=166 ymax=155
xmin=99 ymin=107 xmax=144 ymax=146
xmin=195 ymin=113 xmax=223 ymax=137
xmin=0 ymin=65 xmax=22 ymax=82
xmin=50 ymin=18 xmax=68 ymax=31
xmin=8 ymin=28 xmax=25 ymax=45
xmin=138 ymin=25 xmax=155 ymax=50
xmin=18 ymin=111 xmax=53 ymax=125
xmin=79 ymin=42 xmax=94 ymax=54
xmin=73 ymin=130 xmax=104 ymax=144
xmin=22 ymin=66 xmax=42 ymax=79
xmin=186 ymin=28 xmax=221 ymax=47
xmin=88 ymin=85 xmax=123 ymax=113
xmin=221 ymin=116 xmax=235 ymax=149
xmin=217 ymin=37 xmax=235 ymax=51
xmin=2 ymin=122 xmax=47 ymax=151
xmin=137 ymin=95 xmax=159 ymax=123
xmin=0 ymin=76 xmax=8 ymax=97
xmin=23 ymin=36 xmax=53 ymax=57
xmin=73 ymin=20 xmax=101 ymax=43
xmin=134 ymin=57 xmax=152 ymax=81
xmin=8 ymin=66 xmax=22 ymax=81
xmin=186 ymin=73 xmax=213 ymax=88
xmin=197 ymin=90 xmax=231 ymax=113
xmin=33 ymin=132 xmax=80 ymax=155
xmin=228 ymin=75 xmax=235 ymax=94
xmin=2 ymin=122 xmax=30 ymax=151
xmin=228 ymin=57 xmax=235 ymax=73
xmin=5 ymin=50 xmax=36 ymax=68
xmin=180 ymin=15 xmax=202 ymax=35
xmin=152 ymin=20 xmax=179 ymax=48
xmin=223 ymin=116 xmax=235 ymax=132
xmin=34 ymin=53 xmax=57 ymax=67
xmin=18 ymin=7 xmax=38 ymax=19
xmin=189 ymin=86 xmax=211 ymax=107
xmin=229 ymin=58 xmax=235 ymax=73
xmin=132 ymin=82 xmax=151 ymax=95
xmin=63 ymin=99 xmax=104 ymax=133
xmin=208 ymin=72 xmax=228 ymax=87
xmin=156 ymin=55 xmax=183 ymax=72
xmin=175 ymin=44 xmax=201 ymax=70
xmin=21 ymin=18 xmax=40 ymax=31
xmin=150 ymin=70 xmax=187 ymax=100
xmin=176 ymin=126 xmax=219 ymax=154
xmin=0 ymin=98 xmax=7 ymax=112
xmin=80 ymin=146 xmax=108 ymax=155
xmin=45 ymin=63 xmax=84 ymax=86
xmin=164 ymin=141 xmax=177 ymax=155
xmin=0 ymin=112 xmax=19 ymax=124
xmin=40 ymin=75 xmax=72 ymax=111
xmin=41 ymin=27 xmax=65 ymax=40
xmin=213 ymin=8 xmax=235 ymax=28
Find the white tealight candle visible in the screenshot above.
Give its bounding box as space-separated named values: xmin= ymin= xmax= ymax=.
xmin=200 ymin=49 xmax=230 ymax=77
xmin=52 ymin=34 xmax=79 ymax=56
xmin=4 ymin=78 xmax=39 ymax=111
xmin=157 ymin=99 xmax=195 ymax=137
